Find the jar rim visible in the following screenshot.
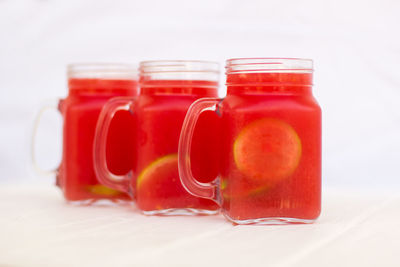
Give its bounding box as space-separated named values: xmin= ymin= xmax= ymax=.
xmin=140 ymin=60 xmax=220 ymax=74
xmin=139 ymin=60 xmax=220 ymax=82
xmin=226 ymin=58 xmax=313 ymax=74
xmin=67 ymin=63 xmax=138 ymax=79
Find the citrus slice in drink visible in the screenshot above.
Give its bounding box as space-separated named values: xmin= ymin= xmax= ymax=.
xmin=136 ymin=154 xmax=216 ymax=211
xmin=137 ymin=154 xmax=179 ymax=194
xmin=87 ymin=185 xmax=122 ymax=196
xmin=233 ymin=118 xmax=302 ymax=186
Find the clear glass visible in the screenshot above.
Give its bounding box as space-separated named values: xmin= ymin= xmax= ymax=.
xmin=68 ymin=63 xmax=138 ymax=79
xmin=32 ymin=63 xmax=138 ymax=204
xmin=225 ymin=58 xmax=313 ymax=73
xmin=94 ymin=60 xmax=220 ymax=215
xmin=179 ymin=58 xmax=321 ymax=224
xmin=140 ymin=60 xmax=219 ymax=81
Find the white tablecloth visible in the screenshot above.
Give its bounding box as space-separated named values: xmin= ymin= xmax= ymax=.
xmin=1 ymin=185 xmax=399 ymax=266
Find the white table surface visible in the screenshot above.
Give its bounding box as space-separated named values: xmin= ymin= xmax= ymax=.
xmin=0 ymin=185 xmax=399 ymax=267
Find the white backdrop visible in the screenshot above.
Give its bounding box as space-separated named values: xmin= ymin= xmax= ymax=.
xmin=1 ymin=0 xmax=399 ymax=191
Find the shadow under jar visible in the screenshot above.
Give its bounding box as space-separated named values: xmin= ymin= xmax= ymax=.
xmin=179 ymin=58 xmax=322 ymax=224
xmin=94 ymin=60 xmax=220 ymax=215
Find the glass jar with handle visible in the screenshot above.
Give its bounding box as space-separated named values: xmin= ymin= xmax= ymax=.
xmin=178 ymin=58 xmax=321 ymax=224
xmin=32 ymin=63 xmax=138 ymax=203
xmin=93 ymin=60 xmax=220 ymax=215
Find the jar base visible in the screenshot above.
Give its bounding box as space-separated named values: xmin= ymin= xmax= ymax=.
xmin=225 ymin=215 xmax=317 ymax=225
xmin=142 ymin=208 xmax=219 ymax=216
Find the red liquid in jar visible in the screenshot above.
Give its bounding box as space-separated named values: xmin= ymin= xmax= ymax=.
xmin=58 ymin=78 xmax=137 ymax=202
xmin=135 ymin=80 xmax=220 ymax=212
xmin=220 ymin=72 xmax=321 ymax=221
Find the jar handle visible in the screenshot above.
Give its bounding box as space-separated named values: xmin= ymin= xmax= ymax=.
xmin=31 ymin=99 xmax=61 ymax=177
xmin=93 ymin=97 xmax=135 ymax=196
xmin=178 ymin=97 xmax=222 ymax=204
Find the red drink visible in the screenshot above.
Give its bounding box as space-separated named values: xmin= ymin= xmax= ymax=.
xmin=135 ymin=80 xmax=219 ymax=213
xmin=94 ymin=61 xmax=220 ymax=215
xmin=221 ymin=72 xmax=321 ymax=222
xmin=179 ymin=58 xmax=321 ymax=224
xmin=57 ymin=64 xmax=138 ymax=203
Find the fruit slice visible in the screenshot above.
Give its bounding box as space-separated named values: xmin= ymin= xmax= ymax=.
xmin=87 ymin=184 xmax=122 ymax=196
xmin=137 ymin=154 xmax=179 ymax=192
xmin=233 ymin=118 xmax=302 ymax=186
xmin=137 ymin=154 xmax=214 ymax=211
xmin=221 ymin=176 xmax=270 ymax=200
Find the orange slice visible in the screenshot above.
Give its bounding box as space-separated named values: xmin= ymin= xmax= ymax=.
xmin=87 ymin=185 xmax=122 ymax=196
xmin=233 ymin=118 xmax=302 ymax=186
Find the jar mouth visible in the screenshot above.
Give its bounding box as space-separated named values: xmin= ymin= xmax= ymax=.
xmin=68 ymin=63 xmax=138 ymax=79
xmin=140 ymin=60 xmax=219 ymax=73
xmin=226 ymin=58 xmax=313 ymax=74
xmin=140 ymin=60 xmax=220 ymax=82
